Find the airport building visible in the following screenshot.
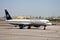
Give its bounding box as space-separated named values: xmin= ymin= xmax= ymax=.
xmin=13 ymin=16 xmax=33 ymax=19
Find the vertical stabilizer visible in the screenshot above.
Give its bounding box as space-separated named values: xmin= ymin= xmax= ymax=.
xmin=5 ymin=9 xmax=12 ymax=20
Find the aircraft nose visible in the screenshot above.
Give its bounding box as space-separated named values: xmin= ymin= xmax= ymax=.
xmin=47 ymin=23 xmax=52 ymax=25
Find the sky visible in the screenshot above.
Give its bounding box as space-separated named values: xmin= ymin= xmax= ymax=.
xmin=0 ymin=0 xmax=60 ymax=17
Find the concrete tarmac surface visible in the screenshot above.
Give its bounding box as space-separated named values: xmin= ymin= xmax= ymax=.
xmin=0 ymin=21 xmax=60 ymax=40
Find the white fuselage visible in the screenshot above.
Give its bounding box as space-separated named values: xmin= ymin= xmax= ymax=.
xmin=6 ymin=19 xmax=52 ymax=26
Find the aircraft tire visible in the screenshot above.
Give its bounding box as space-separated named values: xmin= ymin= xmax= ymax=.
xmin=43 ymin=25 xmax=46 ymax=30
xmin=19 ymin=26 xmax=23 ymax=29
xmin=27 ymin=26 xmax=31 ymax=29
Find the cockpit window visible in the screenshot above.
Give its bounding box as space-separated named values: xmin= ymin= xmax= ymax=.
xmin=46 ymin=21 xmax=49 ymax=23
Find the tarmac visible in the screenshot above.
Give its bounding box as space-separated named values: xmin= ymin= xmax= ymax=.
xmin=0 ymin=21 xmax=60 ymax=40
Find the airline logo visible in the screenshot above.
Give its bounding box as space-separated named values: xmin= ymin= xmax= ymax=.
xmin=6 ymin=14 xmax=9 ymax=17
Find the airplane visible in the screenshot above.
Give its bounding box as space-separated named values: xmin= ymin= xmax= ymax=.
xmin=4 ymin=9 xmax=52 ymax=30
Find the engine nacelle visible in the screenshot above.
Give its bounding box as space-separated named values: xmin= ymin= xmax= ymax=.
xmin=33 ymin=25 xmax=40 ymax=27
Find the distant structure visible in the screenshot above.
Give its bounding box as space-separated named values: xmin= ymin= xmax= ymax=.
xmin=13 ymin=16 xmax=32 ymax=19
xmin=0 ymin=17 xmax=5 ymax=21
xmin=13 ymin=16 xmax=45 ymax=19
xmin=45 ymin=16 xmax=60 ymax=22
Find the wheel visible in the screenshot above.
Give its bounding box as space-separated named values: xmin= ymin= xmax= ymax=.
xmin=19 ymin=26 xmax=23 ymax=29
xmin=43 ymin=25 xmax=46 ymax=30
xmin=44 ymin=27 xmax=46 ymax=30
xmin=19 ymin=25 xmax=24 ymax=29
xmin=27 ymin=26 xmax=31 ymax=29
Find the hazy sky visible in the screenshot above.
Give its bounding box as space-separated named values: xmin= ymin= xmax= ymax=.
xmin=0 ymin=0 xmax=60 ymax=17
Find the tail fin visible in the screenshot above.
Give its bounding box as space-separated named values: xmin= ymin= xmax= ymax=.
xmin=5 ymin=9 xmax=12 ymax=20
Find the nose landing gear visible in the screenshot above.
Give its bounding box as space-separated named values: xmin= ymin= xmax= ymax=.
xmin=43 ymin=25 xmax=46 ymax=30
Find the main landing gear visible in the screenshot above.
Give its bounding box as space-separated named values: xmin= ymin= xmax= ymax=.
xmin=18 ymin=25 xmax=47 ymax=30
xmin=19 ymin=25 xmax=24 ymax=29
xmin=27 ymin=26 xmax=31 ymax=29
